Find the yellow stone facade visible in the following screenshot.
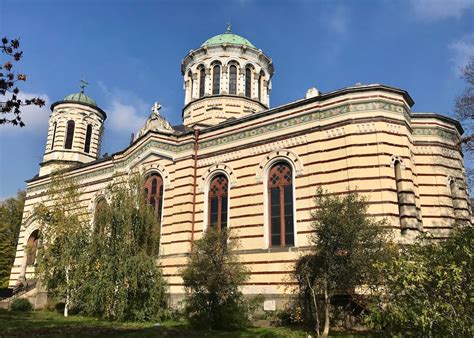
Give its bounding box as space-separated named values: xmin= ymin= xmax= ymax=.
xmin=9 ymin=30 xmax=470 ymax=309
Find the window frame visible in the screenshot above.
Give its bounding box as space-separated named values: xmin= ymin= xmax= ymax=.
xmin=51 ymin=122 xmax=57 ymax=150
xmin=199 ymin=67 xmax=206 ymax=98
xmin=229 ymin=64 xmax=237 ymax=95
xmin=144 ymin=173 xmax=165 ymax=226
xmin=212 ymin=64 xmax=220 ymax=95
xmin=204 ymin=171 xmax=231 ymax=232
xmin=64 ymin=120 xmax=75 ymax=150
xmin=84 ymin=124 xmax=93 ymax=153
xmin=245 ymin=66 xmax=252 ymax=98
xmin=208 ymin=174 xmax=229 ymax=231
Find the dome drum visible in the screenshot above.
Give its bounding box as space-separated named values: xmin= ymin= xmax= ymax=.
xmin=181 ymin=29 xmax=274 ymax=127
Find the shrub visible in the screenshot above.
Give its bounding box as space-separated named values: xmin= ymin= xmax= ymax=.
xmin=10 ymin=298 xmax=33 ymax=312
xmin=181 ymin=228 xmax=251 ymax=330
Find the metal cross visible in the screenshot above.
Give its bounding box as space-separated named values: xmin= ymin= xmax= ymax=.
xmin=152 ymin=102 xmax=162 ymax=115
xmin=226 ymin=22 xmax=231 ymax=33
xmin=80 ymin=79 xmax=89 ymax=93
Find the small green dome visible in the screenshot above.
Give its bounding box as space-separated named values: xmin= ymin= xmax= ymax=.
xmin=202 ymin=32 xmax=255 ymax=48
xmin=63 ymin=92 xmax=97 ymax=107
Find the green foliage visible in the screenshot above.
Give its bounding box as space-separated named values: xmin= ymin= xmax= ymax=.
xmin=295 ymin=188 xmax=393 ymax=336
xmin=365 ymin=226 xmax=474 ymax=336
xmin=75 ymin=176 xmax=167 ymax=322
xmin=0 ymin=190 xmax=25 ymax=287
xmin=35 ymin=172 xmax=89 ymax=317
xmin=10 ymin=298 xmax=33 ymax=312
xmin=181 ymin=228 xmax=252 ymax=330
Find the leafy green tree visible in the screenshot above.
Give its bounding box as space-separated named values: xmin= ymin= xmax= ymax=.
xmin=181 ymin=228 xmax=252 ymax=330
xmin=1 ymin=37 xmax=45 ymax=126
xmin=76 ymin=176 xmax=167 ymax=321
xmin=365 ymin=226 xmax=473 ymax=336
xmin=35 ymin=172 xmax=89 ymax=317
xmin=295 ymin=188 xmax=393 ymax=337
xmin=0 ymin=190 xmax=25 ymax=287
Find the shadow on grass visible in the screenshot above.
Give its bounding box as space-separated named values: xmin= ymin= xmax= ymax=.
xmin=0 ymin=309 xmax=307 ymax=337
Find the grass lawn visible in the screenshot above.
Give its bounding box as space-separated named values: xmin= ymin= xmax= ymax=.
xmin=0 ymin=309 xmax=307 ymax=337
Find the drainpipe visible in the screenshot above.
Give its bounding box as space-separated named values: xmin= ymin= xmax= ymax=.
xmin=191 ymin=128 xmax=200 ymax=248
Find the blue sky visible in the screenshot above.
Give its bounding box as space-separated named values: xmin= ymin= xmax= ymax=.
xmin=0 ymin=0 xmax=473 ymax=199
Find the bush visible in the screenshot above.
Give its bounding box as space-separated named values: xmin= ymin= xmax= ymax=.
xmin=181 ymin=228 xmax=251 ymax=330
xmin=10 ymin=298 xmax=33 ymax=312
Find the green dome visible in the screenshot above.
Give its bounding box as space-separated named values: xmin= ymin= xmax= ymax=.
xmin=201 ymin=32 xmax=255 ymax=48
xmin=63 ymin=92 xmax=97 ymax=107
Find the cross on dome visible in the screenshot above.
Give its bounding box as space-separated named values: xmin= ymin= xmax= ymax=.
xmin=151 ymin=102 xmax=162 ymax=115
xmin=79 ymin=79 xmax=89 ymax=93
xmin=226 ymin=22 xmax=232 ymax=33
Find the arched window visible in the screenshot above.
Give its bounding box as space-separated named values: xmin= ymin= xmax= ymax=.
xmin=208 ymin=174 xmax=228 ymax=230
xmin=94 ymin=198 xmax=108 ymax=235
xmin=51 ymin=122 xmax=57 ymax=150
xmin=258 ymin=71 xmax=265 ymax=102
xmin=199 ymin=67 xmax=206 ymax=98
xmin=212 ymin=65 xmax=220 ymax=95
xmin=394 ymin=160 xmax=403 ymax=226
xmin=188 ymin=70 xmax=193 ymax=98
xmin=229 ymin=65 xmax=237 ymax=95
xmin=65 ymin=120 xmax=75 ymax=150
xmin=268 ymin=162 xmax=294 ymax=247
xmin=245 ymin=67 xmax=252 ymax=98
xmin=26 ymin=230 xmax=40 ymax=266
xmin=144 ymin=173 xmax=164 ymax=224
xmin=84 ymin=124 xmax=93 ymax=153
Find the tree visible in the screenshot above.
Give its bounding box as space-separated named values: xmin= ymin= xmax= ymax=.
xmin=295 ymin=188 xmax=393 ymax=337
xmin=365 ymin=226 xmax=473 ymax=336
xmin=1 ymin=37 xmax=45 ymax=126
xmin=0 ymin=191 xmax=25 ymax=287
xmin=34 ymin=172 xmax=89 ymax=317
xmin=75 ymin=176 xmax=167 ymax=321
xmin=181 ymin=228 xmax=252 ymax=330
xmin=455 ymin=56 xmax=474 ymax=185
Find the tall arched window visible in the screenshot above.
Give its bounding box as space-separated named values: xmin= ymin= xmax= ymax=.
xmin=65 ymin=120 xmax=75 ymax=150
xmin=144 ymin=173 xmax=164 ymax=224
xmin=26 ymin=230 xmax=40 ymax=266
xmin=245 ymin=67 xmax=252 ymax=98
xmin=208 ymin=174 xmax=228 ymax=231
xmin=212 ymin=65 xmax=220 ymax=95
xmin=268 ymin=162 xmax=294 ymax=247
xmin=229 ymin=65 xmax=237 ymax=95
xmin=84 ymin=124 xmax=93 ymax=153
xmin=394 ymin=160 xmax=403 ymax=226
xmin=94 ymin=198 xmax=108 ymax=235
xmin=51 ymin=122 xmax=57 ymax=150
xmin=188 ymin=70 xmax=193 ymax=98
xmin=199 ymin=67 xmax=206 ymax=98
xmin=258 ymin=71 xmax=265 ymax=102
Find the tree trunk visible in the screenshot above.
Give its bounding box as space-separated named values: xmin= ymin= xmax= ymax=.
xmin=64 ymin=266 xmax=69 ymax=317
xmin=306 ymin=275 xmax=320 ymax=337
xmin=322 ymin=281 xmax=330 ymax=338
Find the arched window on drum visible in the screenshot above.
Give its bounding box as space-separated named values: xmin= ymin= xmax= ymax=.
xmin=208 ymin=174 xmax=229 ymax=231
xmin=144 ymin=173 xmax=164 ymax=224
xmin=268 ymin=162 xmax=294 ymax=247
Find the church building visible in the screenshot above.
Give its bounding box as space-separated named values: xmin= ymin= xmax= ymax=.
xmin=9 ymin=27 xmax=470 ymax=308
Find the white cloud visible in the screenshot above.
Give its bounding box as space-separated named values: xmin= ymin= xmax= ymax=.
xmin=1 ymin=92 xmax=50 ymax=134
xmin=450 ymin=34 xmax=474 ymax=75
xmin=410 ymin=0 xmax=474 ymax=21
xmin=98 ymin=82 xmax=148 ymax=133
